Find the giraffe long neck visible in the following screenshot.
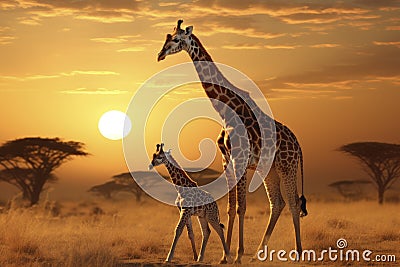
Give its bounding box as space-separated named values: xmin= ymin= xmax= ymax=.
xmin=164 ymin=155 xmax=197 ymax=188
xmin=186 ymin=35 xmax=235 ymax=101
xmin=186 ymin=35 xmax=256 ymax=121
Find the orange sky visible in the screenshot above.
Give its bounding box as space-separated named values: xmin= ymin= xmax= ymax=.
xmin=0 ymin=0 xmax=399 ymax=200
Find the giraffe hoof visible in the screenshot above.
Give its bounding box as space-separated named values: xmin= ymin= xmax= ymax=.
xmin=234 ymin=258 xmax=242 ymax=264
xmin=219 ymin=258 xmax=228 ymax=264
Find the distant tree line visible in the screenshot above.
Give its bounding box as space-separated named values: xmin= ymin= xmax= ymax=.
xmin=1 ymin=137 xmax=398 ymax=206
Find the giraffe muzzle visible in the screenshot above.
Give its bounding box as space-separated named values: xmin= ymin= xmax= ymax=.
xmin=157 ymin=50 xmax=167 ymax=61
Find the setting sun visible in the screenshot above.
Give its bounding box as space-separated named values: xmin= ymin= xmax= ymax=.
xmin=98 ymin=110 xmax=132 ymax=140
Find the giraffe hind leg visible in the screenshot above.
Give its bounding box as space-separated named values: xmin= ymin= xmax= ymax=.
xmin=277 ymin=160 xmax=303 ymax=255
xmin=207 ymin=215 xmax=232 ymax=264
xmin=197 ymin=216 xmax=211 ymax=262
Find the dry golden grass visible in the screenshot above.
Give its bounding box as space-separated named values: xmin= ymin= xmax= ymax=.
xmin=0 ymin=195 xmax=398 ymax=266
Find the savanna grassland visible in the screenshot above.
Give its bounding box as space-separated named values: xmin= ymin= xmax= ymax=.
xmin=0 ymin=193 xmax=399 ymax=267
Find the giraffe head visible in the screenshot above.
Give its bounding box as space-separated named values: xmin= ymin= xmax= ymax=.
xmin=157 ymin=19 xmax=193 ymax=61
xmin=148 ymin=143 xmax=171 ymax=170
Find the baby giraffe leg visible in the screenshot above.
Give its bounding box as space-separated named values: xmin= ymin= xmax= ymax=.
xmin=209 ymin=219 xmax=231 ymax=264
xmin=186 ymin=218 xmax=198 ymax=260
xmin=197 ymin=216 xmax=211 ymax=262
xmin=166 ymin=209 xmax=190 ymax=262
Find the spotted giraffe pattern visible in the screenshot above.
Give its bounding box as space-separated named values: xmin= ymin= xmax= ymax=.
xmin=157 ymin=20 xmax=308 ymax=263
xmin=149 ymin=144 xmax=231 ymax=263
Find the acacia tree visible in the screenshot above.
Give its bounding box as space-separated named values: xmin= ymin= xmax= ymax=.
xmin=88 ymin=180 xmax=129 ymax=199
xmin=112 ymin=172 xmax=144 ymax=202
xmin=328 ymin=180 xmax=371 ymax=201
xmin=338 ymin=142 xmax=400 ymax=204
xmin=0 ymin=137 xmax=88 ymax=206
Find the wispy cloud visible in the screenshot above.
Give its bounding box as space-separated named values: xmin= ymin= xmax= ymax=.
xmin=117 ymin=47 xmax=146 ymax=52
xmin=1 ymin=0 xmax=143 ymax=24
xmin=61 ymin=70 xmax=120 ymax=76
xmin=195 ymin=23 xmax=285 ymax=40
xmin=91 ymin=37 xmax=128 ymax=44
xmin=223 ymin=43 xmax=299 ymax=50
xmin=0 ymin=70 xmax=120 ymax=81
xmin=60 ymin=87 xmax=128 ymax=95
xmin=385 ymin=25 xmax=400 ymax=30
xmin=0 ymin=35 xmax=15 ymax=45
xmin=264 ymin=44 xmax=299 ymax=49
xmin=222 ymin=44 xmax=264 ymax=50
xmin=0 ymin=27 xmax=15 ymax=45
xmin=373 ymin=41 xmax=400 ymax=48
xmin=90 ymin=35 xmax=139 ymax=44
xmin=310 ymin=43 xmax=341 ymax=48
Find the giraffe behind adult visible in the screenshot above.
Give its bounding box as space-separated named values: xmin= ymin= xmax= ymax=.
xmin=157 ymin=20 xmax=308 ymax=263
xmin=149 ymin=143 xmax=231 ymax=263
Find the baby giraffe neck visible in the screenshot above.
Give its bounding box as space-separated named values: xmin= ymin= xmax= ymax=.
xmin=164 ymin=155 xmax=197 ymax=188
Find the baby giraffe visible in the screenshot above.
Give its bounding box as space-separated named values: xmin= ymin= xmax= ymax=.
xmin=149 ymin=143 xmax=230 ymax=263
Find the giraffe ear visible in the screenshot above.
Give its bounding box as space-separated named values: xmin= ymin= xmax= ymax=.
xmin=185 ymin=26 xmax=193 ymax=36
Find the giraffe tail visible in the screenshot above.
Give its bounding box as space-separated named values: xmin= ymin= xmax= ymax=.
xmin=299 ymin=147 xmax=308 ymax=217
xmin=300 ymin=195 xmax=308 ymax=217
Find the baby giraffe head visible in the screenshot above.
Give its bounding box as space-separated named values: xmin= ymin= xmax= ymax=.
xmin=157 ymin=19 xmax=193 ymax=61
xmin=148 ymin=143 xmax=171 ymax=170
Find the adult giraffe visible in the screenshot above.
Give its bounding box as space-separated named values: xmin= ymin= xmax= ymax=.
xmin=157 ymin=20 xmax=308 ymax=263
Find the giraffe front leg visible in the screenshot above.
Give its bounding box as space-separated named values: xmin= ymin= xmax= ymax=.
xmin=165 ymin=209 xmax=190 ymax=262
xmin=220 ymin=164 xmax=236 ymax=264
xmin=186 ymin=218 xmax=198 ymax=261
xmin=252 ymin=168 xmax=285 ymax=262
xmin=236 ymin=175 xmax=247 ymax=264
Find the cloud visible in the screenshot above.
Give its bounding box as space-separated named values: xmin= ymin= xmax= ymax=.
xmin=0 ymin=70 xmax=120 ymax=81
xmin=60 ymin=87 xmax=128 ymax=95
xmin=117 ymin=47 xmax=146 ymax=52
xmin=254 ymin=43 xmax=400 ymax=101
xmin=154 ymin=16 xmax=286 ymax=40
xmin=310 ymin=43 xmax=341 ymax=48
xmin=386 ymin=26 xmax=400 ymax=30
xmin=221 ymin=43 xmax=304 ymax=50
xmin=90 ymin=35 xmax=140 ymax=44
xmin=61 ymin=70 xmax=120 ymax=76
xmin=0 ymin=35 xmax=15 ymax=45
xmin=264 ymin=44 xmax=299 ymax=49
xmin=0 ymin=27 xmax=15 ymax=45
xmin=222 ymin=44 xmax=264 ymax=50
xmin=373 ymin=41 xmax=400 ymax=48
xmin=1 ymin=0 xmax=143 ymax=24
xmin=181 ymin=16 xmax=287 ymax=40
xmin=18 ymin=16 xmax=41 ymax=25
xmin=221 ymin=42 xmax=300 ymax=50
xmin=278 ymin=13 xmax=380 ymax=25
